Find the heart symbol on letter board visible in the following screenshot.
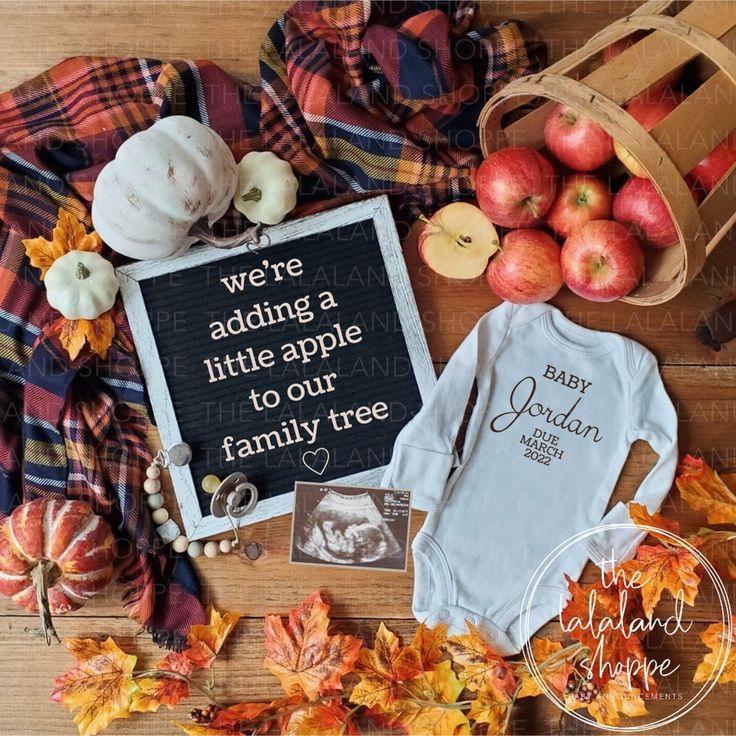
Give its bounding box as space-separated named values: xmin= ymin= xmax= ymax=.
xmin=302 ymin=448 xmax=330 ymax=476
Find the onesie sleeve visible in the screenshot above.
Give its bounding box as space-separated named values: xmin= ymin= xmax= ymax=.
xmin=381 ymin=303 xmax=513 ymax=512
xmin=585 ymin=350 xmax=678 ymax=565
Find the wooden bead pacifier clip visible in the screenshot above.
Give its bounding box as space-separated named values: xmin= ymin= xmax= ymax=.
xmin=144 ymin=443 xmax=262 ymax=560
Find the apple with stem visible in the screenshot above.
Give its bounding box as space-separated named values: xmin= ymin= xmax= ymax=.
xmin=546 ymin=174 xmax=613 ymax=238
xmin=543 ymin=103 xmax=614 ymax=172
xmin=561 ymin=220 xmax=644 ymax=302
xmin=475 ymin=147 xmax=557 ymax=228
xmin=418 ymin=202 xmax=500 ymax=279
xmin=614 ymin=91 xmax=683 ymax=177
xmin=486 ymin=229 xmax=563 ymax=304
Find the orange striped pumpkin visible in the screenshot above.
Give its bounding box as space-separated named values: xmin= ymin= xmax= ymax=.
xmin=0 ymin=498 xmax=115 ymax=615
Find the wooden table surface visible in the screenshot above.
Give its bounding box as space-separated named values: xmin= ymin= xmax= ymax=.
xmin=2 ymin=1 xmax=735 ymax=734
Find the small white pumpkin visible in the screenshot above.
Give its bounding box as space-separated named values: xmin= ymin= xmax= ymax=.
xmin=233 ymin=151 xmax=298 ymax=225
xmin=45 ymin=250 xmax=119 ymax=320
xmin=91 ymin=116 xmax=238 ymax=260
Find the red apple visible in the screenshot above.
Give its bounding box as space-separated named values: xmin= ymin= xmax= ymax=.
xmin=543 ymin=103 xmax=614 ymax=172
xmin=615 ymin=92 xmax=684 ymax=177
xmin=475 ymin=147 xmax=557 ymax=229
xmin=602 ymin=32 xmax=682 ymax=102
xmin=689 ymin=132 xmax=736 ymax=193
xmin=546 ymin=174 xmax=613 ymax=238
xmin=612 ymin=177 xmax=678 ymax=248
xmin=486 ymin=229 xmax=563 ymax=304
xmin=418 ymin=202 xmax=500 ymax=279
xmin=561 ymin=220 xmax=644 ymax=302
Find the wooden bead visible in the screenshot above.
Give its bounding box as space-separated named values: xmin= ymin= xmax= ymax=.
xmin=187 ymin=541 xmax=203 ymax=558
xmin=146 ymin=493 xmax=164 ymax=510
xmin=146 ymin=465 xmax=161 ymax=479
xmin=172 ymin=535 xmax=189 ymax=553
xmin=204 ymin=541 xmax=219 ymax=558
xmin=157 ymin=520 xmax=181 ymax=544
xmin=152 ymin=507 xmax=169 ymax=525
xmin=219 ymin=539 xmax=232 ymax=554
xmin=144 ymin=478 xmax=161 ymax=494
xmin=201 ymin=474 xmax=221 ymax=494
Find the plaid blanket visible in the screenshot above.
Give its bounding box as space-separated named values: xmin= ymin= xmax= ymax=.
xmin=0 ymin=0 xmax=544 ymax=646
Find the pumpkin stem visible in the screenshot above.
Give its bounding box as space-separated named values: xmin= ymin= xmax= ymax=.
xmin=30 ymin=561 xmax=61 ymax=646
xmin=75 ymin=261 xmax=91 ymax=280
xmin=240 ymin=187 xmax=262 ymax=203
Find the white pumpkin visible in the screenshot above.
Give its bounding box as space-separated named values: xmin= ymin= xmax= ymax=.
xmin=45 ymin=250 xmax=119 ymax=320
xmin=233 ymin=151 xmax=298 ymax=225
xmin=91 ymin=116 xmax=238 ymax=260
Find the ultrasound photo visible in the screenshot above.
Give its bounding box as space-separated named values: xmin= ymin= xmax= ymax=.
xmin=290 ymin=482 xmax=411 ymax=571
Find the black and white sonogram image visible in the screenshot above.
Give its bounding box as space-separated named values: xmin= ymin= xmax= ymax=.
xmin=290 ymin=482 xmax=411 ymax=571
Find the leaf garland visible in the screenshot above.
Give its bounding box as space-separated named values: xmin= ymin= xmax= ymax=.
xmin=50 ymin=457 xmax=736 ymax=736
xmin=22 ymin=207 xmax=116 ymax=360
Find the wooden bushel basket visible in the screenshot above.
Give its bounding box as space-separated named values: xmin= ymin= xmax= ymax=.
xmin=477 ymin=0 xmax=736 ymax=306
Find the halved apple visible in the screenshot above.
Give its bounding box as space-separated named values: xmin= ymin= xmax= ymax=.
xmin=418 ymin=202 xmax=499 ymax=279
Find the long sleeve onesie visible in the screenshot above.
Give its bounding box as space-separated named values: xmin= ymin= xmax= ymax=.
xmin=381 ymin=302 xmax=678 ymax=655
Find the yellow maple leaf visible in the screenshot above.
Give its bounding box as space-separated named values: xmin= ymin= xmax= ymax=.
xmin=515 ymin=638 xmax=574 ymax=698
xmin=565 ymin=672 xmax=648 ymax=727
xmin=409 ymin=622 xmax=447 ymax=671
xmin=693 ymin=617 xmax=736 ymax=684
xmin=53 ymin=310 xmax=116 ymax=361
xmin=690 ymin=528 xmax=736 ymax=580
xmin=350 ymin=621 xmax=423 ymax=708
xmin=51 ymin=637 xmax=140 ymax=736
xmin=23 ymin=207 xmax=102 ymax=279
xmin=264 ymin=591 xmax=362 ymax=701
xmin=367 ymin=660 xmax=470 ymax=736
xmin=186 ymin=604 xmax=242 ymax=669
xmin=444 ymin=622 xmax=516 ymax=695
xmin=620 ymin=544 xmax=700 ymax=619
xmin=466 ymin=680 xmax=511 ymax=735
xmin=676 ymin=455 xmax=736 ymax=524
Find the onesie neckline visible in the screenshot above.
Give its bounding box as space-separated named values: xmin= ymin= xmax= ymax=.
xmin=541 ymin=308 xmax=617 ymax=357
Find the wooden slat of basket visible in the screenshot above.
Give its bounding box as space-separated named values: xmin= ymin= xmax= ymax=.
xmin=651 ymin=70 xmax=736 ymax=174
xmin=699 ymin=167 xmax=736 ymax=251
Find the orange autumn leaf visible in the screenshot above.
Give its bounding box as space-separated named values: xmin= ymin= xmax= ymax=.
xmin=130 ymin=652 xmax=192 ymax=714
xmin=516 ymin=638 xmax=574 ymax=698
xmin=186 ymin=604 xmax=242 ymax=670
xmin=444 ymin=622 xmax=516 ymax=695
xmin=621 ymin=544 xmax=700 ymax=619
xmin=409 ymin=623 xmax=447 ymax=671
xmin=565 ymin=672 xmax=648 ymax=726
xmin=560 ymin=576 xmax=646 ymax=687
xmin=51 ymin=637 xmax=140 ymax=736
xmin=690 ymin=528 xmax=736 ymax=580
xmin=22 ymin=207 xmax=102 ymax=279
xmin=693 ymin=617 xmax=736 ymax=684
xmin=173 ymin=724 xmax=239 ymax=736
xmin=349 ymin=622 xmax=423 ymax=709
xmin=210 ymin=696 xmax=304 ymax=734
xmin=264 ymin=591 xmax=362 ymax=701
xmin=676 ymin=455 xmax=736 ymax=524
xmin=53 ymin=309 xmax=116 ymax=361
xmin=285 ymin=700 xmax=361 ymax=736
xmin=628 ymin=502 xmax=680 ymax=545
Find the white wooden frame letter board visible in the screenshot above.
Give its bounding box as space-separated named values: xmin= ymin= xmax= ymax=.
xmin=117 ymin=196 xmax=435 ymax=540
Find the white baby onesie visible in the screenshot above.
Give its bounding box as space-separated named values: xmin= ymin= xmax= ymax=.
xmin=382 ymin=302 xmax=677 ymax=655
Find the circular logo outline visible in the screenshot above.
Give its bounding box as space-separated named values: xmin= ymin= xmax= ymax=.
xmin=519 ymin=523 xmax=732 ymax=732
